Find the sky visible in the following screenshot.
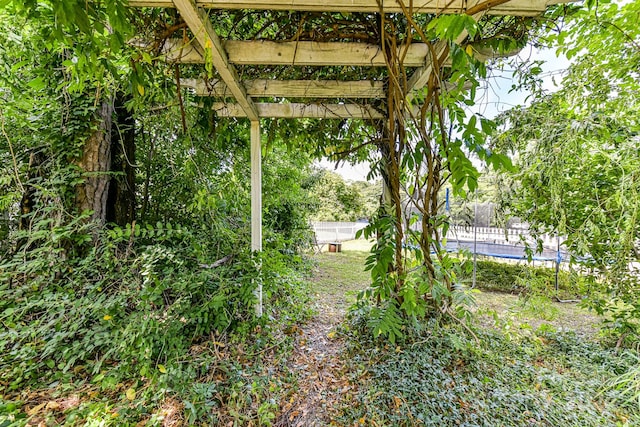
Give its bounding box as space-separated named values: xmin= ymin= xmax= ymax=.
xmin=318 ymin=46 xmax=571 ymax=182
xmin=475 ymin=46 xmax=570 ymax=118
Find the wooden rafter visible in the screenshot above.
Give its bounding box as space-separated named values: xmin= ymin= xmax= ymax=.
xmin=182 ymin=78 xmax=385 ymax=98
xmin=172 ymin=0 xmax=258 ymax=120
xmin=160 ymin=39 xmax=431 ymax=67
xmin=406 ymin=40 xmax=449 ymax=99
xmin=227 ymin=40 xmax=424 ymax=67
xmin=130 ymin=0 xmax=568 ymax=16
xmin=182 ymin=78 xmax=471 ymax=99
xmin=160 ymin=39 xmax=511 ymax=67
xmin=212 ymin=102 xmax=384 ymax=119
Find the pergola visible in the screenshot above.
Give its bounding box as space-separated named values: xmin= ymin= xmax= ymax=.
xmin=128 ymin=0 xmax=568 ymax=314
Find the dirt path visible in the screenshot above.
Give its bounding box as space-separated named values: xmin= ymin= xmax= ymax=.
xmin=274 ymin=305 xmax=348 ymax=426
xmin=275 ymin=251 xmax=369 ymax=426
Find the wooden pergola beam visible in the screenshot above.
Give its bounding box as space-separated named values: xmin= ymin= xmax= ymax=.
xmin=182 ymin=78 xmax=385 ymax=98
xmin=226 ymin=40 xmax=426 ymax=66
xmin=182 ymin=78 xmax=472 ymax=99
xmin=212 ymin=102 xmax=384 ymax=119
xmin=406 ymin=40 xmax=449 ymax=99
xmin=159 ymin=39 xmax=520 ymax=69
xmin=130 ymin=0 xmax=568 ymax=16
xmin=160 ymin=39 xmax=431 ymax=67
xmin=173 ymin=0 xmax=259 ymax=120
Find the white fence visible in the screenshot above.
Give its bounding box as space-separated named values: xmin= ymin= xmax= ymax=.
xmin=312 ymin=222 xmax=561 ymax=249
xmin=446 ymin=226 xmax=560 ymax=250
xmin=311 ymin=221 xmax=368 ymax=243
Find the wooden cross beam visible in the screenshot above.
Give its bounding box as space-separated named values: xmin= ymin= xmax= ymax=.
xmin=211 ymin=102 xmax=384 ymax=119
xmin=160 ymin=39 xmax=432 ymax=67
xmin=182 ymin=78 xmax=471 ymax=99
xmin=182 ymin=78 xmax=386 ymax=98
xmin=158 ymin=39 xmax=510 ymax=67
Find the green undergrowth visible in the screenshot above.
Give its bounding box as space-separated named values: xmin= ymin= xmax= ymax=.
xmin=338 ymin=320 xmax=639 ymax=426
xmin=0 ymin=223 xmax=313 ymax=426
xmin=464 ymin=259 xmax=594 ymax=299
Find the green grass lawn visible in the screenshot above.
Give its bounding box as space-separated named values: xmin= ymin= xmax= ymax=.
xmin=311 ymin=249 xmax=370 ymax=313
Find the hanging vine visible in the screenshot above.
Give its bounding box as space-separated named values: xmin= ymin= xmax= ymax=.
xmin=353 ymin=2 xmax=527 ymax=341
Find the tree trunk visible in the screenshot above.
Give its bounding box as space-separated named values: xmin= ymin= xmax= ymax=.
xmin=76 ymin=99 xmax=114 ymax=224
xmin=19 ymin=151 xmax=46 ymax=231
xmin=106 ymin=94 xmax=136 ymax=225
xmin=377 ymin=122 xmax=405 ymax=278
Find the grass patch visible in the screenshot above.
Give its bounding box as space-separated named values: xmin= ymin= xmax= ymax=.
xmin=311 ymin=246 xmax=371 ymax=312
xmin=474 ymin=291 xmax=601 ymax=338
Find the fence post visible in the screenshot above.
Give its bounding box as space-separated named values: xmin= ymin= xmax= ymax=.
xmin=473 ymin=189 xmax=478 ymax=288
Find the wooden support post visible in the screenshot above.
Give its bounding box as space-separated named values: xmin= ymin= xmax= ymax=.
xmin=251 ymin=120 xmax=263 ymax=317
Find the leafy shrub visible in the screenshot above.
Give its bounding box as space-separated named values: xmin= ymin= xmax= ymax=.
xmin=604 ymin=351 xmax=640 ymax=412
xmin=0 ymin=220 xmax=300 ymax=393
xmin=464 ymin=259 xmax=592 ymax=298
xmin=352 ymin=218 xmax=477 ymax=343
xmin=587 ymin=281 xmax=640 ymax=348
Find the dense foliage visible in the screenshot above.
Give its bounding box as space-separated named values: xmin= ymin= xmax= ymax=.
xmin=462 ymin=259 xmax=589 ymax=298
xmin=340 ymin=322 xmax=639 ymax=426
xmin=494 ymin=0 xmax=640 ymax=345
xmin=306 ymin=169 xmax=380 ymax=222
xmin=0 ymin=2 xmax=319 ymax=424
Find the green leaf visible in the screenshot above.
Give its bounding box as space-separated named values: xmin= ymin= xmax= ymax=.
xmin=27 ymin=77 xmax=46 ymax=90
xmin=10 ymin=60 xmax=28 ymax=71
xmin=125 ymin=387 xmax=136 ymax=400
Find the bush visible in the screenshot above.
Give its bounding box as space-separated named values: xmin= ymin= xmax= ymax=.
xmin=0 ymin=221 xmax=305 ymax=393
xmin=464 ymin=259 xmax=592 ymax=298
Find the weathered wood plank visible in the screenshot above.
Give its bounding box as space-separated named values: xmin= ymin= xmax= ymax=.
xmin=160 ymin=39 xmax=429 ymax=66
xmin=182 ymin=78 xmax=385 ymax=98
xmin=173 ymin=0 xmax=259 ymax=120
xmin=156 ymin=39 xmax=204 ymax=63
xmin=226 ymin=40 xmax=428 ymax=67
xmin=212 ymin=102 xmax=384 ymax=119
xmin=129 ymin=0 xmax=570 ymax=16
xmin=250 ymin=120 xmax=262 ymax=316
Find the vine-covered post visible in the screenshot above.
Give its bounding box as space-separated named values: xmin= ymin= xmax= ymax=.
xmin=251 ymin=120 xmax=263 ymax=316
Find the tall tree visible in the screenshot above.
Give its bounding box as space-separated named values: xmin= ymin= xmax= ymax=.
xmin=2 ymin=1 xmax=146 ymax=229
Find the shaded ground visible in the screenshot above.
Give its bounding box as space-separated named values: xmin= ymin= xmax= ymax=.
xmin=275 ymin=244 xmax=372 ymax=426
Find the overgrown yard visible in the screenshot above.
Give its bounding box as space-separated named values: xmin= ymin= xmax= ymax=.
xmin=305 ymin=242 xmax=639 ymax=426
xmin=1 ymin=241 xmax=638 ymax=426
